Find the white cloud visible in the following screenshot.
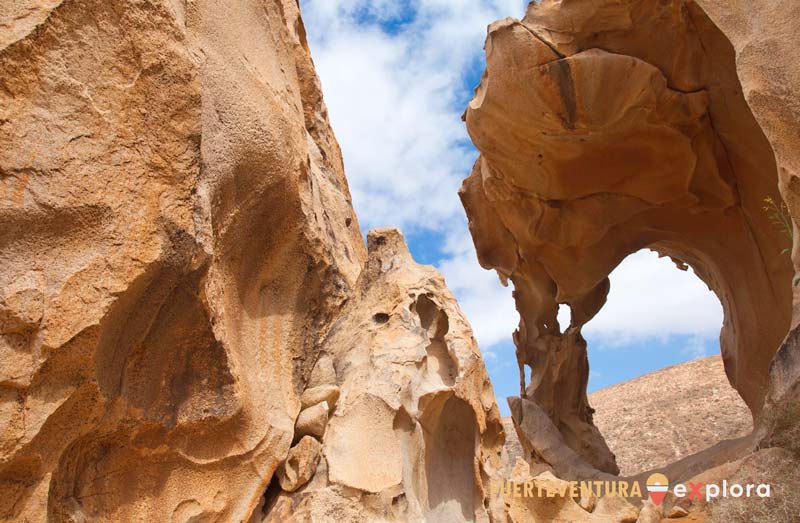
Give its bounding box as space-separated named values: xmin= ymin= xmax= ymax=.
xmin=583 ymin=251 xmax=723 ymax=343
xmin=300 ymin=1 xmax=724 ymax=359
xmin=437 ymin=227 xmax=518 ymax=351
xmin=301 ymin=0 xmax=526 ymax=231
xmin=681 ymin=335 xmax=714 ymax=359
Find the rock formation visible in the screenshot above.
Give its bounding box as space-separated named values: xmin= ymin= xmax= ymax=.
xmin=689 ymin=0 xmax=800 ymax=451
xmin=0 ymin=2 xmax=502 ymax=522
xmin=461 ymin=0 xmax=794 ymax=479
xmin=0 ymin=1 xmax=364 ymax=520
xmin=4 ymin=0 xmax=800 ymax=521
xmin=689 ymin=1 xmax=800 ymax=322
xmin=261 ymin=229 xmax=503 ymax=523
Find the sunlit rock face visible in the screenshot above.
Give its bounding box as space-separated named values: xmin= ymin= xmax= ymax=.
xmin=261 ymin=229 xmax=504 ymax=523
xmin=0 ymin=2 xmax=505 ymax=521
xmin=690 ymin=0 xmax=800 ymax=326
xmin=0 ymin=1 xmax=368 ymax=520
xmin=461 ymin=0 xmax=793 ymax=477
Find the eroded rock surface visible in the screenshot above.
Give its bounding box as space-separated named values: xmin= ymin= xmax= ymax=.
xmin=693 ymin=0 xmax=800 ymax=451
xmin=0 ymin=4 xmax=506 ymax=521
xmin=462 ymin=0 xmax=793 ymax=478
xmin=689 ymin=1 xmax=800 ymax=325
xmin=260 ymin=229 xmax=504 ymax=523
xmin=0 ymin=1 xmax=439 ymax=522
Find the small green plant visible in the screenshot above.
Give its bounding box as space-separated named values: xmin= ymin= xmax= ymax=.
xmin=763 ymin=196 xmax=794 ymax=255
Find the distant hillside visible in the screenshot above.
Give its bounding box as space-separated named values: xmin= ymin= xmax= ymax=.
xmin=589 ymin=355 xmax=753 ymax=476
xmin=501 ymin=356 xmax=753 ymax=477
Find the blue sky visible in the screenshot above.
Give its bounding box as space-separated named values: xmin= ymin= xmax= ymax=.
xmin=300 ymin=0 xmax=725 ymax=416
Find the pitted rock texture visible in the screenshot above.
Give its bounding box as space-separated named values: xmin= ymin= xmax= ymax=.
xmin=462 ymin=0 xmax=793 ymax=477
xmin=260 ymin=229 xmax=505 ymax=523
xmin=0 ymin=1 xmax=369 ymax=521
xmin=0 ymin=6 xmax=507 ymax=522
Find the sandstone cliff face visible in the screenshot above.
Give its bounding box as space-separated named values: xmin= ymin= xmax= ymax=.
xmin=0 ymin=2 xmax=503 ymax=522
xmin=461 ymin=0 xmax=793 ymax=478
xmin=0 ymin=1 xmax=364 ymax=521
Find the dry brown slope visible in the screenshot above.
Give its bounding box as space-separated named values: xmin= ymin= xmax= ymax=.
xmin=588 ymin=355 xmax=752 ymax=476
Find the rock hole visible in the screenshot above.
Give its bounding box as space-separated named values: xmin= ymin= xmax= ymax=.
xmin=415 ymin=295 xmax=457 ymax=387
xmin=373 ymin=313 xmax=390 ymax=324
xmin=585 ymin=250 xmax=750 ymax=476
xmin=557 ymin=304 xmax=571 ymax=330
xmin=420 ymin=394 xmax=477 ymax=522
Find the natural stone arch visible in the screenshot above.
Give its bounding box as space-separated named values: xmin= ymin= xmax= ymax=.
xmin=461 ymin=0 xmax=793 ymax=478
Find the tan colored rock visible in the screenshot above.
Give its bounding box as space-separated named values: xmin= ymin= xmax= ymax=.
xmin=262 ymin=229 xmax=505 ymax=523
xmin=0 ymin=1 xmax=508 ymax=521
xmin=301 ymin=384 xmax=340 ymax=410
xmin=688 ymin=0 xmax=800 ymax=329
xmin=671 ymin=0 xmax=800 ymax=456
xmin=462 ymin=0 xmax=792 ymax=477
xmin=636 ymin=501 xmax=663 ymax=523
xmin=501 ymin=416 xmax=525 ymax=476
xmin=668 ymin=505 xmax=689 ymax=519
xmin=593 ymin=496 xmax=639 ymax=523
xmin=325 ymin=392 xmax=403 ymax=493
xmin=277 ymin=436 xmax=323 ymax=493
xmin=509 ymin=396 xmax=611 ymax=479
xmin=307 ymin=353 xmax=337 ymax=389
xmin=503 ymin=470 xmax=640 ymax=523
xmin=0 ymin=273 xmax=43 ymax=334
xmin=578 ymin=489 xmax=596 ymax=513
xmin=295 ymin=401 xmax=330 ymax=441
xmin=0 ymin=1 xmax=367 ymax=521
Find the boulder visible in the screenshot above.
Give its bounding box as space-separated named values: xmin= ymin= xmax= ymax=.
xmin=301 ymin=385 xmax=340 ymax=410
xmin=668 ymin=505 xmax=689 ymax=519
xmin=277 ymin=436 xmax=323 ymax=493
xmin=295 ymin=401 xmax=331 ymax=441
